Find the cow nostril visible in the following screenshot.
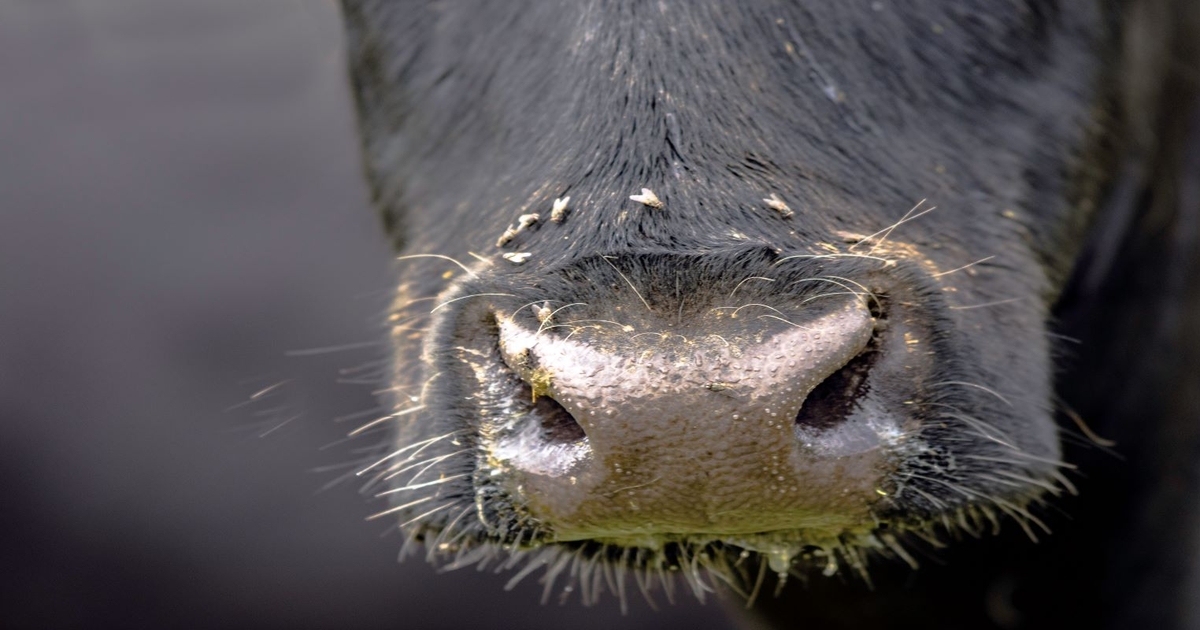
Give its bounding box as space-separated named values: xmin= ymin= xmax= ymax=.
xmin=490 ymin=371 xmax=591 ymax=479
xmin=794 ymin=323 xmax=882 ymax=432
xmin=795 ymin=352 xmax=874 ymax=430
xmin=523 ymin=386 xmax=587 ymax=444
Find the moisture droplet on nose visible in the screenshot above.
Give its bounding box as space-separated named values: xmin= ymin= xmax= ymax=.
xmin=765 ymin=547 xmax=796 ymax=574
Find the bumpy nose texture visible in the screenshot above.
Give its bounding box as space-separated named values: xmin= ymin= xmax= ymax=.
xmin=493 ymin=297 xmax=889 ymax=541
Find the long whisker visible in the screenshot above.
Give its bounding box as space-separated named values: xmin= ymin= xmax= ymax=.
xmin=861 ymin=200 xmax=938 ymax=255
xmin=728 ymin=276 xmax=775 ymax=299
xmin=931 ymin=255 xmax=995 ymax=278
xmin=602 ymin=256 xmax=652 ymax=312
xmin=928 ymin=381 xmax=1014 ymax=407
xmin=348 ymin=404 xmax=425 ymax=437
xmin=356 ymin=430 xmax=466 ymax=476
xmin=431 ymin=293 xmax=517 ymax=314
xmin=381 ymin=449 xmax=471 ymax=482
xmin=396 ymin=253 xmax=480 ymax=279
xmin=537 ymin=302 xmax=589 ymax=334
xmin=401 ymin=502 xmax=457 ymax=528
xmin=775 ymin=253 xmax=893 ymax=265
xmin=284 ymin=340 xmax=383 ymax=357
xmin=849 ymin=199 xmax=927 ymax=252
xmin=379 ymin=473 xmax=472 ymax=495
xmin=366 ymin=496 xmax=434 ymax=521
xmin=728 ymin=303 xmax=787 ymax=317
xmin=799 ymin=291 xmax=867 ymax=306
xmin=822 ymin=275 xmax=881 ymax=309
xmin=949 ymin=297 xmax=1024 ymax=311
xmin=757 ymin=314 xmax=813 ymax=330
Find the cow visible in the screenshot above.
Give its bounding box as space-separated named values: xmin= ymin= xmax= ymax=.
xmin=337 ymin=1 xmax=1200 ymax=627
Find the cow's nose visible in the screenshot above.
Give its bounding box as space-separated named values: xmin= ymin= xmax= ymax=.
xmin=487 ymin=294 xmax=889 ymax=541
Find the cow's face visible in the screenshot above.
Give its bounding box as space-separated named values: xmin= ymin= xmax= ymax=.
xmin=341 ymin=0 xmax=1115 ymax=594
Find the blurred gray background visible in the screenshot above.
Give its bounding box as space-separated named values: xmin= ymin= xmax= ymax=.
xmin=0 ymin=2 xmax=727 ymax=628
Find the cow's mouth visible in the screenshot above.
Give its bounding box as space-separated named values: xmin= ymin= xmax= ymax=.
xmin=381 ymin=247 xmax=1066 ymax=600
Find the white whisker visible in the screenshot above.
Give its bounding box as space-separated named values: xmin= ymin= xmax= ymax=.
xmin=929 ymin=381 xmax=1013 ymax=407
xmin=756 ymin=314 xmax=812 ymax=330
xmin=775 ymin=252 xmax=894 ymax=265
xmin=431 ymin=293 xmax=517 ymax=314
xmin=396 ymin=253 xmax=480 ymax=279
xmin=949 ymin=297 xmax=1024 ymax=311
xmin=285 ymin=340 xmax=382 ymax=357
xmin=401 ymin=502 xmax=457 ymax=528
xmin=378 ymin=473 xmax=472 ymax=495
xmin=366 ymin=496 xmax=434 ymax=521
xmin=602 ymin=256 xmax=652 ymax=312
xmin=931 ymin=255 xmax=995 ymax=277
xmin=348 ymin=405 xmax=424 ymax=437
xmin=356 ymin=430 xmax=465 ymax=476
xmin=728 ymin=276 xmax=775 ymax=299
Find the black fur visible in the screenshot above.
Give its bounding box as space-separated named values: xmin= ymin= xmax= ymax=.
xmin=339 ymin=1 xmax=1200 ymax=627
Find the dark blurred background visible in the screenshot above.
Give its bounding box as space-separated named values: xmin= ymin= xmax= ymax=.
xmin=0 ymin=2 xmax=727 ymax=628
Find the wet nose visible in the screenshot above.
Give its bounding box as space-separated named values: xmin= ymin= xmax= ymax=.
xmin=489 ymin=295 xmax=888 ymax=541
